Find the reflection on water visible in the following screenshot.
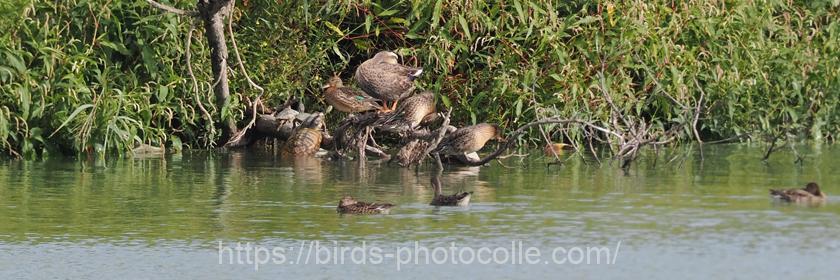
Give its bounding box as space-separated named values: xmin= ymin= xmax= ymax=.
xmin=1 ymin=145 xmax=839 ymax=278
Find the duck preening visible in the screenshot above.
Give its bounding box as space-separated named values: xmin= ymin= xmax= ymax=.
xmin=434 ymin=123 xmax=503 ymax=155
xmin=322 ymin=76 xmax=383 ymax=113
xmin=770 ymin=182 xmax=827 ymax=203
xmin=355 ymin=51 xmax=422 ymax=111
xmin=337 ymin=196 xmax=395 ymax=214
xmin=390 ymin=91 xmax=437 ymax=128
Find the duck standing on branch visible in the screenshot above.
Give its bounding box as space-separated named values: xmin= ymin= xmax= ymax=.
xmin=434 ymin=123 xmax=504 ymax=156
xmin=390 ymin=91 xmax=437 ymax=128
xmin=337 ymin=196 xmax=395 ymax=214
xmin=355 ymin=51 xmax=423 ymax=112
xmin=770 ymin=182 xmax=827 ymax=203
xmin=322 ymin=76 xmax=383 ymax=113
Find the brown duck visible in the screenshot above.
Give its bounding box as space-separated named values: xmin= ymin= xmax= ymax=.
xmin=337 ymin=196 xmax=395 ymax=214
xmin=434 ymin=123 xmax=503 ymax=155
xmin=391 ymin=91 xmax=437 ymax=128
xmin=355 ymin=51 xmax=423 ymax=111
xmin=322 ymin=76 xmax=382 ymax=113
xmin=544 ymin=142 xmax=574 ymax=157
xmin=282 ymin=114 xmax=324 ymax=156
xmin=429 ymin=168 xmax=472 ymax=206
xmin=770 ymin=182 xmax=827 ymax=203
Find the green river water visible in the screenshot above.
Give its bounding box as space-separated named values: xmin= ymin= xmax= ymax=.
xmin=1 ymin=144 xmax=838 ymax=279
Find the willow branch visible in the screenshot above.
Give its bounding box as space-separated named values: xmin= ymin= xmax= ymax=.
xmin=224 ymin=0 xmax=267 ymax=147
xmin=185 ymin=21 xmax=215 ymax=139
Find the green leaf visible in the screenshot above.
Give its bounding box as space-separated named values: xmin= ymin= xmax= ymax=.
xmin=332 ymin=45 xmax=347 ymax=63
xmin=18 ymin=86 xmax=30 ymax=120
xmin=158 ymin=85 xmax=169 ymax=101
xmin=352 ymin=39 xmax=372 ymax=51
xmin=49 ymin=104 xmax=93 ymax=138
xmin=575 ymin=16 xmax=599 ymax=26
xmin=323 ymin=21 xmax=344 ymax=37
xmin=440 ymin=94 xmax=451 ymax=108
xmin=141 ymin=46 xmax=158 ymax=78
xmin=378 ymin=9 xmax=397 ymax=17
xmin=5 ymin=52 xmax=26 ymax=74
xmin=29 ymin=127 xmax=44 ymax=143
xmin=170 ymin=134 xmax=182 ymax=153
xmin=431 ymin=0 xmax=443 ymax=29
xmin=388 ymin=17 xmax=407 ymax=25
xmin=513 ymin=0 xmax=526 ymax=23
xmin=458 ymin=15 xmax=471 ymax=40
xmin=0 ymin=108 xmax=8 ymax=140
xmin=99 ymin=41 xmax=130 ymax=56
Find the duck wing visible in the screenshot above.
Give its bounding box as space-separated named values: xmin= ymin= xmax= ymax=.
xmin=387 ymin=92 xmax=435 ymax=127
xmin=434 ymin=127 xmax=475 ymax=155
xmin=359 ymin=63 xmax=421 ymax=101
xmin=282 ymin=128 xmax=323 ymax=156
xmin=327 ymin=87 xmax=382 ymax=112
xmin=431 ymin=192 xmax=472 ymax=206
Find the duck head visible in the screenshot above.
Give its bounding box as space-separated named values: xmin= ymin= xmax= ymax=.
xmin=301 ymin=112 xmax=325 ymax=130
xmin=322 ymin=76 xmax=343 ymax=89
xmin=339 ymin=196 xmax=358 ymax=207
xmin=373 ymin=51 xmax=400 ymax=64
xmin=490 ymin=124 xmax=505 ymax=142
xmin=805 ymin=182 xmax=822 ymax=195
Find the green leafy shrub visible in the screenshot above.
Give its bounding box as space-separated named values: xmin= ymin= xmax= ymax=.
xmin=1 ymin=0 xmax=838 ymax=159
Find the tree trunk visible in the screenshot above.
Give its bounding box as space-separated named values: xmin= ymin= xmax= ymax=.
xmin=197 ymin=0 xmax=237 ymax=143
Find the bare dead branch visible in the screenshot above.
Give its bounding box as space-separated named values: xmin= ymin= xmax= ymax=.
xmin=692 ymin=78 xmax=706 ymax=144
xmin=763 ymin=134 xmax=778 ymax=161
xmin=705 ymin=133 xmax=751 ymax=144
xmin=422 ymin=109 xmax=453 ymax=157
xmin=365 ymin=145 xmax=391 ymax=160
xmin=146 ymin=0 xmax=197 ymax=16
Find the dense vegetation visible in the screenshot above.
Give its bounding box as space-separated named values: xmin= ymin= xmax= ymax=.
xmin=1 ymin=0 xmax=838 ymax=159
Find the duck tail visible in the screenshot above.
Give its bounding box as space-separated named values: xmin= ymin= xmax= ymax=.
xmin=408 ymin=68 xmax=423 ymax=80
xmin=769 ymin=189 xmax=791 ymax=201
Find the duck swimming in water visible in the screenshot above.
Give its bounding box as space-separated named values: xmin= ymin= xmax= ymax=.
xmin=337 ymin=196 xmax=395 ymax=214
xmin=429 ymin=154 xmax=472 ymax=206
xmin=770 ymin=182 xmax=826 ymax=203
